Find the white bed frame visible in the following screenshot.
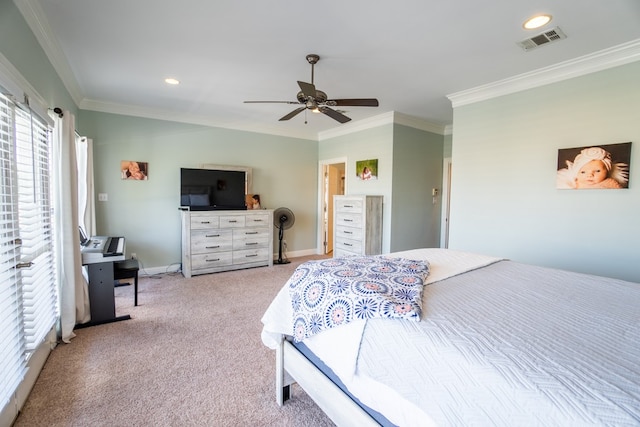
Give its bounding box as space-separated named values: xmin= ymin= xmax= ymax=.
xmin=275 ymin=335 xmax=380 ymax=426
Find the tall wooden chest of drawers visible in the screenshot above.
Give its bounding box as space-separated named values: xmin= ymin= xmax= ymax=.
xmin=333 ymin=195 xmax=383 ymax=257
xmin=181 ymin=209 xmax=273 ymax=277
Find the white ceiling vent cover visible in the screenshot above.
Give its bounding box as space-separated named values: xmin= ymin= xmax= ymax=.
xmin=518 ymin=27 xmax=567 ymax=51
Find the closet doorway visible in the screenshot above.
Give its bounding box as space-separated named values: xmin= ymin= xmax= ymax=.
xmin=318 ymin=158 xmax=346 ymax=255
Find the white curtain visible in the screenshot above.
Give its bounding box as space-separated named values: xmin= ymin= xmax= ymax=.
xmin=53 ymin=111 xmax=90 ymax=342
xmin=76 ymin=136 xmax=96 ymax=236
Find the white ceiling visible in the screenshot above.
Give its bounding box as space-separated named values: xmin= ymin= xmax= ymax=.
xmin=16 ymin=0 xmax=640 ymax=140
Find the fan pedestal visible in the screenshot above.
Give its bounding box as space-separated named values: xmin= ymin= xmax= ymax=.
xmin=274 ymin=207 xmax=295 ymax=265
xmin=275 ymin=222 xmax=290 ymax=264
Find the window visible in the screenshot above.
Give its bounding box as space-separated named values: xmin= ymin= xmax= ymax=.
xmin=0 ymin=91 xmax=57 ymax=410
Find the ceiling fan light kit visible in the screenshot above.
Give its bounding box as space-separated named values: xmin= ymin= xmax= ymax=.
xmin=244 ymin=54 xmax=379 ymax=124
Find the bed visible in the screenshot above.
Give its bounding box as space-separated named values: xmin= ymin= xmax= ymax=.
xmin=261 ymin=248 xmax=640 ymax=426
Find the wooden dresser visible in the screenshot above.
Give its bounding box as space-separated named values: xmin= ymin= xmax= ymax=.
xmin=333 ymin=195 xmax=383 ymax=257
xmin=181 ymin=209 xmax=273 ymax=277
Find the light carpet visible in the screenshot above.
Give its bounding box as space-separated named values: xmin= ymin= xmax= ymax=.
xmin=13 ymin=256 xmax=334 ymax=427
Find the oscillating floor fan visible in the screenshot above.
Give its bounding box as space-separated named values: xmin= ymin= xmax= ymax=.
xmin=274 ymin=207 xmax=295 ymax=264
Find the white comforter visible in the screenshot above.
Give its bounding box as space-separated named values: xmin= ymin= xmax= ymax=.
xmin=261 ymin=248 xmax=640 ymax=426
xmin=261 ymin=248 xmax=502 ymax=425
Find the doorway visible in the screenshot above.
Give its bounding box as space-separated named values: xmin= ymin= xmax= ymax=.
xmin=318 ymin=158 xmax=346 ymax=255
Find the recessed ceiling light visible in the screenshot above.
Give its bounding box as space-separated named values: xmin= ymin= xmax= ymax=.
xmin=523 ymin=14 xmax=552 ymax=30
xmin=164 ymin=78 xmax=180 ymax=85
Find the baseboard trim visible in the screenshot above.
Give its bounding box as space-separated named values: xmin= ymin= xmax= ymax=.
xmin=138 ymin=248 xmax=321 ymax=277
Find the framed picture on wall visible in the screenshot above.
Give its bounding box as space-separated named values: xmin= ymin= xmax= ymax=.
xmin=356 ymin=159 xmax=378 ymax=181
xmin=556 ymin=142 xmax=631 ymax=189
xmin=121 ymin=160 xmax=148 ymax=180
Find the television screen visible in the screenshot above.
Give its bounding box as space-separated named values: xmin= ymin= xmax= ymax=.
xmin=180 ymin=168 xmax=247 ymax=210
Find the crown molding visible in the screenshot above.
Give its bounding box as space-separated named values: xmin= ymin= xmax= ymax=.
xmin=79 ymin=98 xmax=319 ymax=141
xmin=393 ymin=112 xmax=448 ymax=135
xmin=447 ymin=38 xmax=640 ymax=108
xmin=319 ymin=111 xmax=394 ymax=140
xmin=15 ymin=0 xmax=84 ymax=106
xmin=318 ymin=111 xmax=447 ymax=140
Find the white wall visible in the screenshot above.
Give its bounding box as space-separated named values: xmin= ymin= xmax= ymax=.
xmin=449 ymin=61 xmax=640 ymax=282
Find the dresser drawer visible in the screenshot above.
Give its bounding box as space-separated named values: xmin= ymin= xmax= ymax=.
xmin=232 ymin=229 xmax=270 ymax=250
xmin=219 ymin=215 xmax=246 ymax=228
xmin=233 ymin=247 xmax=270 ymax=264
xmin=191 ymin=251 xmax=233 ymax=270
xmin=245 ymin=213 xmax=271 ymax=227
xmin=335 ymin=198 xmax=363 ymax=213
xmin=190 ymin=214 xmax=220 ymax=229
xmin=191 ymin=229 xmax=233 ymax=254
xmin=335 ymin=237 xmax=362 ymax=254
xmin=335 ymin=212 xmax=363 ymax=228
xmin=335 ymin=224 xmax=363 ymax=241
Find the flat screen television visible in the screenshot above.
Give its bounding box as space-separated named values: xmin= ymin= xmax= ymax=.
xmin=180 ymin=168 xmax=247 ymax=210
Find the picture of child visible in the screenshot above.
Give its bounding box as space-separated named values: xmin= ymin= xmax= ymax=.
xmin=356 ymin=159 xmax=378 ymax=181
xmin=556 ymin=144 xmax=630 ymax=189
xmin=121 ymin=160 xmax=148 ymax=180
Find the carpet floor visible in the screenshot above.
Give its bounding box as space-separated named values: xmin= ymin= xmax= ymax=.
xmin=13 ymin=256 xmax=335 ymax=427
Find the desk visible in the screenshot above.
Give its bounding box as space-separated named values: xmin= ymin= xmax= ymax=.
xmin=76 ymin=260 xmax=131 ymax=329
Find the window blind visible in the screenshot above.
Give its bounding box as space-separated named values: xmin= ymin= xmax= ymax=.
xmin=14 ymin=106 xmax=57 ymax=351
xmin=0 ymin=91 xmax=57 ymax=410
xmin=0 ymin=92 xmax=25 ymax=411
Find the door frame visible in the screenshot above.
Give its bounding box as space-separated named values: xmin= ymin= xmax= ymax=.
xmin=317 ymin=157 xmax=347 ymax=255
xmin=440 ymin=157 xmax=452 ymax=248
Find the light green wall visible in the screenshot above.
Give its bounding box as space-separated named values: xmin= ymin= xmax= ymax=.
xmin=79 ymin=110 xmax=318 ymax=268
xmin=450 ymin=61 xmax=640 ymax=282
xmin=390 ymin=124 xmax=443 ymax=252
xmin=444 ymin=134 xmax=452 ymax=158
xmin=319 ymin=123 xmax=445 ymax=253
xmin=0 ymin=0 xmax=76 ymax=114
xmin=319 ymin=124 xmax=394 ymax=252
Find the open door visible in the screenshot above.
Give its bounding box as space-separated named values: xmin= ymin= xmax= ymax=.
xmin=318 ymin=159 xmax=346 ymax=255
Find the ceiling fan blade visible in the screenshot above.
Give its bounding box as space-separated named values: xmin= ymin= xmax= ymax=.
xmin=327 ymin=98 xmax=379 ymax=107
xmin=244 ymin=101 xmax=301 ymax=104
xmin=297 ymin=81 xmax=317 ymax=99
xmin=319 ymin=106 xmax=351 ymax=123
xmin=279 ymin=107 xmax=306 ymax=121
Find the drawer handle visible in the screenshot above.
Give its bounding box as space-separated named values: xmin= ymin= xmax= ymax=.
xmin=200 ymin=221 xmax=211 ymax=224
xmin=206 ymin=258 xmax=220 ymax=262
xmin=206 ymin=245 xmax=220 ymax=249
xmin=206 ymin=234 xmax=220 ymax=237
xmin=245 ymin=231 xmax=259 ymax=235
xmin=228 ymin=220 xmax=238 ymax=223
xmin=252 ymin=219 xmax=264 ymax=222
xmin=343 ymin=231 xmax=353 ymax=234
xmin=343 ymin=219 xmax=353 ymax=222
xmin=343 ymin=243 xmax=353 ymax=247
xmin=246 ymin=242 xmax=258 ymax=246
xmin=246 ymin=254 xmax=258 ymax=258
xmin=344 ymin=205 xmax=354 ymax=208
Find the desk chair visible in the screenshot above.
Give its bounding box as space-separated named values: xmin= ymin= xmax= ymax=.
xmin=114 ymin=259 xmax=140 ymax=306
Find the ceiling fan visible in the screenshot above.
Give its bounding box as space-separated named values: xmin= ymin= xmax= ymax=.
xmin=244 ymin=54 xmax=379 ymax=124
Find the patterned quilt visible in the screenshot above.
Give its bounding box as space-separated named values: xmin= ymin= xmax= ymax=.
xmin=287 ymin=256 xmax=430 ymax=342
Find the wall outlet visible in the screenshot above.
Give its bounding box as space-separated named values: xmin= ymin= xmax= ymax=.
xmin=98 ymin=193 xmax=108 ymax=202
xmin=131 ymin=253 xmax=137 ymax=260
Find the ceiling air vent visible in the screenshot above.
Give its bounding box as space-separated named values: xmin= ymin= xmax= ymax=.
xmin=517 ymin=27 xmax=567 ymax=51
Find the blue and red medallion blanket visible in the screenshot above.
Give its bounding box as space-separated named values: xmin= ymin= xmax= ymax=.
xmin=288 ymin=256 xmax=430 ymax=342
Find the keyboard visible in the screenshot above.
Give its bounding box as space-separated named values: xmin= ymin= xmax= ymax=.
xmin=81 ymin=236 xmax=126 ymax=264
xmin=106 ymin=237 xmax=124 ymax=255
